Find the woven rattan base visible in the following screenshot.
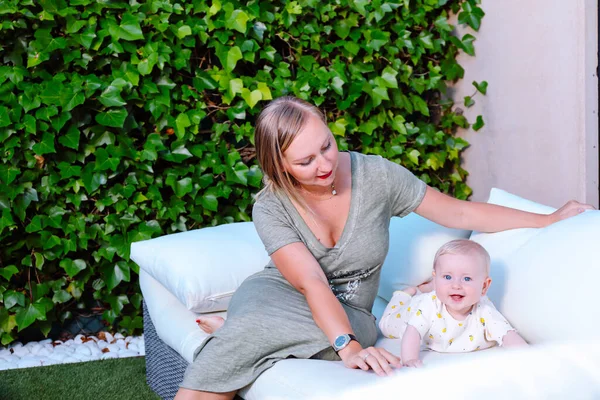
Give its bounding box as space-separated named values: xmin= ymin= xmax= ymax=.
xmin=143 ymin=300 xmax=189 ymax=400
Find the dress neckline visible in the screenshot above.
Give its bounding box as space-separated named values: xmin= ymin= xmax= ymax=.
xmin=280 ymin=151 xmax=359 ymax=252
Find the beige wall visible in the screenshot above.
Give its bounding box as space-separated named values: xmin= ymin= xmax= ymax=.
xmin=451 ymin=0 xmax=599 ymax=208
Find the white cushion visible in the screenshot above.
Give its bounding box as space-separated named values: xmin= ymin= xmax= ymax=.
xmin=469 ymin=188 xmax=556 ymax=304
xmin=139 ymin=270 xmax=224 ymax=363
xmin=377 ymin=214 xmax=471 ymax=302
xmin=131 ymin=222 xmax=269 ymax=313
xmin=492 ymin=210 xmax=600 ymax=343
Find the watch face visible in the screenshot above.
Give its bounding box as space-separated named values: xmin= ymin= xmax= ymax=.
xmin=334 ymin=335 xmax=348 ymax=348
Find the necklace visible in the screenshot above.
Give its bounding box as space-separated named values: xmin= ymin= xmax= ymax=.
xmin=303 ymin=182 xmax=337 ymax=201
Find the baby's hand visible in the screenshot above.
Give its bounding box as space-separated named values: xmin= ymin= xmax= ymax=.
xmin=403 ymin=359 xmax=423 ymax=368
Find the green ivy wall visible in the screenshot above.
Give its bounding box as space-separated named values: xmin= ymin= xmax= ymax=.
xmin=0 ymin=0 xmax=484 ymax=345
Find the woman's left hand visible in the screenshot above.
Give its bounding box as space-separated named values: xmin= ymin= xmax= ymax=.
xmin=547 ymin=200 xmax=595 ymax=225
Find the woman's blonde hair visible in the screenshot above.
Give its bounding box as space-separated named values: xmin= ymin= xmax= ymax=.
xmin=433 ymin=239 xmax=491 ymax=275
xmin=254 ymin=96 xmax=326 ymax=207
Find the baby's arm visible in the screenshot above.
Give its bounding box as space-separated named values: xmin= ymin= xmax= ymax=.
xmin=501 ymin=330 xmax=528 ymax=347
xmin=401 ymin=325 xmax=423 ymax=367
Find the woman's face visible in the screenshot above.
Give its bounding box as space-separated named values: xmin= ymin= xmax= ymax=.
xmin=282 ymin=114 xmax=339 ymax=191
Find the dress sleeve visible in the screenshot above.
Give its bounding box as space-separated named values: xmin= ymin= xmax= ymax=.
xmin=383 ymin=158 xmax=427 ymax=217
xmin=405 ymin=293 xmax=435 ymax=339
xmin=478 ymin=297 xmax=516 ymax=346
xmin=252 ymin=200 xmax=302 ymax=255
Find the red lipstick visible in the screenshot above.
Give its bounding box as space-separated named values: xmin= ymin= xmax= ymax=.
xmin=317 ymin=171 xmax=332 ymax=179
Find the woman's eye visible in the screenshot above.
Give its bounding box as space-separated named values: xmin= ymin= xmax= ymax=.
xmin=300 ymin=159 xmax=312 ymax=166
xmin=323 ymin=141 xmax=332 ymax=151
xmin=464 ymin=277 xmax=472 ymax=282
xmin=443 ymin=275 xmax=451 ymax=280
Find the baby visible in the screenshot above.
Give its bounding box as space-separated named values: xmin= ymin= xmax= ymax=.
xmin=379 ymin=239 xmax=527 ymax=367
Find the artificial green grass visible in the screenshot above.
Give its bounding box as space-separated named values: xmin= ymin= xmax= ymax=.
xmin=0 ymin=357 xmax=160 ymax=400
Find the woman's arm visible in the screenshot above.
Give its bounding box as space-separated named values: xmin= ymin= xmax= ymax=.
xmin=271 ymin=242 xmax=399 ymax=376
xmin=414 ymin=186 xmax=593 ymax=233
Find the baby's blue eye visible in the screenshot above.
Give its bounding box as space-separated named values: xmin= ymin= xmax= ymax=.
xmin=464 ymin=277 xmax=472 ymax=282
xmin=443 ymin=275 xmax=451 ymax=280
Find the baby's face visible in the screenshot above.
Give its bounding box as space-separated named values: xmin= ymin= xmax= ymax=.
xmin=433 ymin=253 xmax=491 ymax=317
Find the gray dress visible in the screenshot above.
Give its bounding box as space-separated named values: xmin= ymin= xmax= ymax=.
xmin=180 ymin=152 xmax=426 ymax=392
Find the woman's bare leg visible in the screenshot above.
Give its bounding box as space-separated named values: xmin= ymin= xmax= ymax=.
xmin=174 ymin=388 xmax=236 ymax=400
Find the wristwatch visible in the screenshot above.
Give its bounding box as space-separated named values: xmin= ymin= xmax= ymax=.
xmin=332 ymin=333 xmax=358 ymax=353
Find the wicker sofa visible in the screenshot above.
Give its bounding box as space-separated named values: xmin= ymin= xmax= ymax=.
xmin=134 ymin=189 xmax=600 ymax=399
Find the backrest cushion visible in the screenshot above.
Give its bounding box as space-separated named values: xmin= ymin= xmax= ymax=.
xmin=131 ymin=222 xmax=269 ymax=313
xmin=470 ymin=188 xmax=599 ymax=343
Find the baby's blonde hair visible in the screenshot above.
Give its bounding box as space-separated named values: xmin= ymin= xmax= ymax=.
xmin=433 ymin=239 xmax=491 ymax=275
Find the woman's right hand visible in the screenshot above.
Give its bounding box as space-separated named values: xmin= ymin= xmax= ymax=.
xmin=338 ymin=341 xmax=402 ymax=376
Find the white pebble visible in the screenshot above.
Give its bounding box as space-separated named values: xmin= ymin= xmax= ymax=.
xmin=127 ymin=343 xmax=139 ymax=353
xmin=100 ymin=352 xmax=119 ymax=360
xmin=96 ymin=340 xmax=108 ymax=349
xmin=41 ymin=358 xmax=59 ymax=366
xmin=0 ymin=349 xmax=11 ymax=358
xmin=12 ymin=347 xmax=30 ymax=357
xmin=54 ymin=345 xmax=74 ymax=354
xmin=106 ymin=344 xmax=120 ymax=353
xmin=103 ymin=332 xmax=114 ymax=343
xmin=36 ymin=348 xmax=52 ymax=357
xmin=0 ymin=360 xmax=15 ymax=370
xmin=40 ymin=338 xmax=53 ymax=345
xmin=138 ymin=347 xmax=145 ymax=356
xmin=3 ymin=355 xmax=21 ymax=363
xmin=64 ymin=339 xmax=74 ymax=346
xmin=48 ymin=353 xmax=66 ymax=362
xmin=62 ymin=356 xmax=80 ymax=364
xmin=116 ymin=339 xmax=127 ymax=349
xmin=125 ymin=336 xmax=132 ymax=343
xmin=18 ymin=358 xmax=43 ymax=368
xmin=73 ymin=354 xmax=92 ymax=362
xmin=118 ymin=350 xmax=139 ymax=358
xmin=114 ymin=332 xmax=125 ymax=340
xmin=74 ymin=335 xmax=84 ymax=345
xmin=75 ymin=346 xmax=91 ymax=356
xmin=9 ymin=341 xmax=23 ymax=349
xmin=44 ymin=344 xmax=54 ymax=351
xmin=29 ymin=344 xmax=43 ymax=355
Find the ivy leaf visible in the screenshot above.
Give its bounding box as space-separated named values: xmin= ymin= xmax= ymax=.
xmin=119 ymin=13 xmax=144 ymax=41
xmin=381 ymin=66 xmax=399 ymax=89
xmin=460 ymin=34 xmax=476 ymax=56
xmin=226 ymin=46 xmax=243 ymax=73
xmin=0 ymin=265 xmax=18 ymax=281
xmin=0 ymin=164 xmax=20 ymax=185
xmin=104 ymin=261 xmax=130 ymax=292
xmin=176 ymin=25 xmax=192 ymax=39
xmin=32 ymin=132 xmax=56 ymax=155
xmin=95 ymin=108 xmax=128 ymax=128
xmin=226 ymin=10 xmax=249 ymax=34
xmin=240 ymin=88 xmax=262 ymax=109
xmin=200 ymin=193 xmax=218 ymax=212
xmin=99 ymin=86 xmax=127 ymax=107
xmin=473 ymin=115 xmax=485 ymax=131
xmin=0 ymin=209 xmax=15 ymax=234
xmin=94 ymin=148 xmax=120 ymax=171
xmin=174 ymin=177 xmax=193 ymax=197
xmin=52 ymin=289 xmax=72 ymax=304
xmin=16 ymin=304 xmax=46 ymax=331
xmin=25 ymin=215 xmax=45 ymax=233
xmin=3 ymin=290 xmax=25 ymax=309
xmin=473 ymin=80 xmax=488 ymax=95
xmin=464 ymin=96 xmax=475 ymax=107
xmin=58 ymin=125 xmax=81 ymax=150
xmin=59 ymin=258 xmax=87 ymax=278
xmin=175 ymin=113 xmax=191 ymax=138
xmin=407 ymin=149 xmax=421 ymax=165
xmin=0 ymin=106 xmax=11 ymax=127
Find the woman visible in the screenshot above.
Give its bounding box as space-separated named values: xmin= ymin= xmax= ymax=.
xmin=175 ymin=96 xmax=593 ymax=399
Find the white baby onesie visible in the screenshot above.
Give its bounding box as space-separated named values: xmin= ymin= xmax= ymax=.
xmin=379 ymin=290 xmax=515 ymax=352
